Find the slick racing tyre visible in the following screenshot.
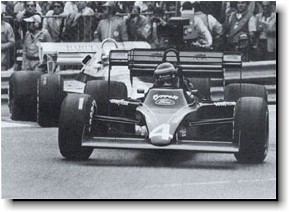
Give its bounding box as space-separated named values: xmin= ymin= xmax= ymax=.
xmin=224 ymin=83 xmax=267 ymax=102
xmin=9 ymin=71 xmax=42 ymax=121
xmin=37 ymin=74 xmax=65 ymax=127
xmin=84 ymin=80 xmax=128 ymax=115
xmin=233 ymin=97 xmax=269 ymax=163
xmin=58 ymin=94 xmax=94 ymax=160
xmin=189 ymin=78 xmax=211 ymax=100
xmin=84 ymin=80 xmax=132 ymax=135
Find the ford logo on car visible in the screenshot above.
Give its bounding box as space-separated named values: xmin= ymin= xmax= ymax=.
xmin=153 ymin=94 xmax=178 ymax=106
xmin=155 ymin=98 xmax=176 ymax=106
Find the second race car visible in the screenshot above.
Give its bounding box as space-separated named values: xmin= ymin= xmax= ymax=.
xmin=8 ymin=39 xmax=150 ymax=127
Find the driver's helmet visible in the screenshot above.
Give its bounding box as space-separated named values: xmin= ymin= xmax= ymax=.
xmin=154 ymin=62 xmax=179 ymax=87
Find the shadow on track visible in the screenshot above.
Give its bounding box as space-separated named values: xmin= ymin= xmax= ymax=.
xmin=57 ymin=149 xmax=238 ymax=170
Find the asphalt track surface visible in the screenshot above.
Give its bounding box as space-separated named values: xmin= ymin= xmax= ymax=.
xmin=1 ymin=101 xmax=276 ymax=199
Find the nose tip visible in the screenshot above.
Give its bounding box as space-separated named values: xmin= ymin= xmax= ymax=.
xmin=150 ymin=136 xmax=173 ymax=146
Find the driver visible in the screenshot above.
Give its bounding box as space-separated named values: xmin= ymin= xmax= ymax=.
xmin=153 ymin=62 xmax=179 ymax=88
xmin=153 ymin=62 xmax=197 ymax=102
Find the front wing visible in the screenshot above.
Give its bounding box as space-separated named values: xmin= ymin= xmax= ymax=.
xmin=81 ymin=135 xmax=239 ymax=153
xmin=80 ymin=100 xmax=238 ymax=153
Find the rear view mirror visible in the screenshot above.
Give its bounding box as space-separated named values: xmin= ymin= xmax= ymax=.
xmin=82 ymin=55 xmax=92 ymax=65
xmin=137 ymin=89 xmax=145 ymax=94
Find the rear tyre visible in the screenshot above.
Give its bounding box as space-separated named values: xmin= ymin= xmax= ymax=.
xmin=9 ymin=71 xmax=42 ymax=121
xmin=58 ymin=94 xmax=94 ymax=160
xmin=84 ymin=80 xmax=127 ymax=115
xmin=37 ymin=74 xmax=65 ymax=127
xmin=224 ymin=83 xmax=267 ymax=102
xmin=234 ymin=97 xmax=269 ymax=163
xmin=189 ymin=78 xmax=211 ymax=100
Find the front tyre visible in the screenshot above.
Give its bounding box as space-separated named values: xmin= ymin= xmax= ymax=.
xmin=58 ymin=94 xmax=94 ymax=160
xmin=234 ymin=97 xmax=269 ymax=163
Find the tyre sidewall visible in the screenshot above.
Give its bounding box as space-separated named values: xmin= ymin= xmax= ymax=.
xmin=38 ymin=74 xmax=65 ymax=127
xmin=234 ymin=97 xmax=269 ymax=163
xmin=9 ymin=71 xmax=42 ymax=121
xmin=224 ymin=83 xmax=267 ymax=102
xmin=58 ymin=94 xmax=95 ymax=160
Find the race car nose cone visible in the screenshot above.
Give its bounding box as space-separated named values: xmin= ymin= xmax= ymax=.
xmin=150 ymin=137 xmax=172 ymax=146
xmin=149 ymin=125 xmax=173 ymax=146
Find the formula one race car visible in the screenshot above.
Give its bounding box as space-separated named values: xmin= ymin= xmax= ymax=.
xmin=8 ymin=39 xmax=150 ymax=127
xmin=58 ymin=48 xmax=269 ymax=164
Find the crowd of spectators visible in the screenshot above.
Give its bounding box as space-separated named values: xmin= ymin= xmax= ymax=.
xmin=1 ymin=1 xmax=276 ymax=71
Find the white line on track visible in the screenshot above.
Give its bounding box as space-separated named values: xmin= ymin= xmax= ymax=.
xmin=1 ymin=121 xmax=38 ymax=128
xmin=145 ymin=179 xmax=276 ymax=189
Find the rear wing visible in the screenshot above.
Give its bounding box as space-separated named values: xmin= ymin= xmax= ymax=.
xmin=38 ymin=42 xmax=151 ymax=65
xmin=109 ymin=50 xmax=129 ymax=67
xmin=128 ymin=49 xmax=242 ymax=78
xmin=38 ymin=42 xmax=101 ymax=65
xmin=109 ymin=48 xmax=242 ymax=79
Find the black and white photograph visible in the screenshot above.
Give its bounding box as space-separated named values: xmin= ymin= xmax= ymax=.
xmin=1 ymin=0 xmax=278 ymax=202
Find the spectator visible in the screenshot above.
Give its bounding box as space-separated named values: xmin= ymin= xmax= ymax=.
xmin=192 ymin=1 xmax=224 ymax=50
xmin=2 ymin=2 xmax=6 ymax=14
xmin=94 ymin=1 xmax=128 ymax=42
xmin=16 ymin=1 xmax=42 ymax=40
xmin=76 ymin=1 xmax=94 ymax=16
xmin=251 ymin=1 xmax=276 ymax=60
xmin=145 ymin=2 xmax=155 ymax=14
xmin=22 ymin=14 xmax=52 ymax=71
xmin=1 ymin=12 xmax=15 ymax=70
xmin=62 ymin=1 xmax=95 ymax=42
xmin=93 ymin=1 xmax=105 ymax=14
xmin=43 ymin=1 xmax=65 ymax=42
xmin=2 ymin=1 xmax=14 ymax=18
xmin=199 ymin=1 xmax=223 ymax=23
xmin=13 ymin=1 xmax=25 ymax=15
xmin=87 ymin=2 xmax=99 ymax=13
xmin=76 ymin=1 xmax=95 ymax=41
xmin=224 ymin=1 xmax=255 ymax=61
xmin=220 ymin=2 xmax=237 ymax=24
xmin=148 ymin=7 xmax=168 ymax=48
xmin=64 ymin=1 xmax=78 ymax=15
xmin=181 ymin=1 xmax=212 ymax=49
xmin=134 ymin=1 xmax=149 ymax=13
xmin=125 ymin=6 xmax=150 ymax=41
xmin=38 ymin=1 xmax=54 ymax=16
